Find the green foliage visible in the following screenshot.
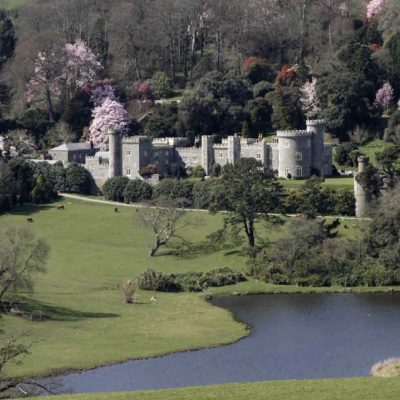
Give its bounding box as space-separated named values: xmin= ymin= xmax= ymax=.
xmin=66 ymin=162 xmax=90 ymax=194
xmin=153 ymin=179 xmax=194 ymax=203
xmin=385 ymin=30 xmax=400 ymax=93
xmin=102 ymin=176 xmax=130 ymax=202
xmin=31 ymin=173 xmax=57 ymax=204
xmin=151 ymin=72 xmax=173 ymax=99
xmin=253 ymin=81 xmax=274 ymax=98
xmin=192 ymin=165 xmax=205 ymax=178
xmin=123 ymin=179 xmax=153 ymax=203
xmin=317 ymin=72 xmax=376 ymax=140
xmin=246 ymin=98 xmax=273 ymax=137
xmin=192 ymin=179 xmax=217 ymax=209
xmin=384 ymin=109 xmax=400 ymax=143
xmin=137 ymin=268 xmax=245 ymax=293
xmin=7 ymin=158 xmax=35 ymax=203
xmin=0 ymin=11 xmax=15 ymax=68
xmin=355 ymin=164 xmax=382 ymax=198
xmin=243 ymin=58 xmax=275 ymax=85
xmin=144 ymin=113 xmax=176 ymax=138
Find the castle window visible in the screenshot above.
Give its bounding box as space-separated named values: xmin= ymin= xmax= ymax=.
xmin=219 ymin=152 xmax=224 ymax=158
xmin=144 ymin=150 xmax=148 ymax=156
xmin=126 ymin=150 xmax=131 ymax=156
xmin=126 ymin=168 xmax=131 ymax=176
xmin=284 ymin=140 xmax=290 ymax=148
xmin=284 ymin=168 xmax=290 ymax=177
xmin=296 ymin=166 xmax=302 ymax=177
xmin=296 ymin=152 xmax=302 ymax=161
xmin=256 ymin=153 xmax=261 ymax=159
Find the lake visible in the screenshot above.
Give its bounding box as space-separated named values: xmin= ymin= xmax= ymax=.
xmin=45 ymin=292 xmax=400 ymax=394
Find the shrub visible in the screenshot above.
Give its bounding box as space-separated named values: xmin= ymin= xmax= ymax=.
xmin=102 ymin=176 xmax=130 ymax=202
xmin=31 ymin=174 xmax=57 ymax=204
xmin=151 ymin=71 xmax=173 ymax=99
xmin=123 ymin=179 xmax=153 ymax=203
xmin=153 ymin=179 xmax=194 ymax=203
xmin=66 ymin=162 xmax=90 ymax=194
xmin=136 ymin=269 xmax=181 ymax=292
xmin=192 ymin=165 xmax=205 ymax=178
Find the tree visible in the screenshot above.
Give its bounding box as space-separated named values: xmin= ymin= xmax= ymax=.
xmin=151 ymin=72 xmax=173 ymax=99
xmin=65 ymin=162 xmax=90 ymax=194
xmin=123 ymin=179 xmax=153 ymax=203
xmin=367 ymin=0 xmax=386 ymax=20
xmin=102 ymin=176 xmax=130 ymax=202
xmin=375 ymin=146 xmax=400 ymax=187
xmin=0 ymin=160 xmax=13 ymax=214
xmin=89 ymin=98 xmax=129 ymax=150
xmin=374 ymin=82 xmax=394 ymax=110
xmin=31 ymin=173 xmax=57 ymax=204
xmin=139 ymin=197 xmax=187 ymax=256
xmin=300 ymin=77 xmax=321 ymax=115
xmin=6 ymin=130 xmax=36 ymax=156
xmin=0 ymin=225 xmax=49 ymax=302
xmin=209 ymin=158 xmax=281 ymax=248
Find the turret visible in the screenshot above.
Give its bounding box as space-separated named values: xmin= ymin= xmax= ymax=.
xmin=354 ymin=156 xmax=370 ymax=218
xmin=227 ymin=134 xmax=240 ymax=165
xmin=201 ymin=135 xmax=214 ymax=175
xmin=306 ymin=119 xmax=325 ymax=176
xmin=108 ymin=127 xmax=121 ymax=178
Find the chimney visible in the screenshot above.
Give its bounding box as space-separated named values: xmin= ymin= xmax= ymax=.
xmin=258 ymin=134 xmax=263 ymax=144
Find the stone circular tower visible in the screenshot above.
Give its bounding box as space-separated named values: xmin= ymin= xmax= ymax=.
xmin=108 ymin=127 xmax=121 ymax=178
xmin=306 ymin=119 xmax=325 ymax=176
xmin=354 ymin=156 xmax=370 ymax=218
xmin=277 ymin=130 xmax=313 ymax=178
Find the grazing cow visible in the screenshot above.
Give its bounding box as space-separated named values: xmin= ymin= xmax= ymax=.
xmin=295 ymin=213 xmax=302 ymax=218
xmin=27 ymin=217 xmax=33 ymax=223
xmin=150 ymin=296 xmax=157 ymax=302
xmin=114 ymin=207 xmax=118 ymax=213
xmin=57 ymin=204 xmax=64 ymax=210
xmin=352 ymin=223 xmax=357 ymax=228
xmin=344 ymin=225 xmax=348 ymax=229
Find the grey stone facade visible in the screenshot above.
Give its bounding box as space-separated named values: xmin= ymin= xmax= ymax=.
xmin=50 ymin=143 xmax=95 ymax=163
xmin=354 ymin=156 xmax=370 ymax=218
xmin=49 ymin=120 xmax=332 ymax=188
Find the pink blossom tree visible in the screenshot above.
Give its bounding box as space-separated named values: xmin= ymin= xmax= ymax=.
xmin=137 ymin=81 xmax=154 ymax=106
xmin=300 ymin=77 xmax=321 ymax=115
xmin=366 ymin=0 xmax=386 ymax=20
xmin=26 ymin=39 xmax=103 ymax=119
xmin=374 ymin=82 xmax=394 ymax=110
xmin=89 ymin=98 xmax=129 ymax=150
xmin=90 ymin=84 xmax=117 ymax=107
xmin=63 ymin=39 xmax=103 ymax=96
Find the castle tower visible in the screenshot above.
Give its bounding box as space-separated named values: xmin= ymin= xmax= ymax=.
xmin=354 ymin=156 xmax=370 ymax=218
xmin=277 ymin=130 xmax=313 ymax=178
xmin=108 ymin=127 xmax=121 ymax=178
xmin=201 ymin=135 xmax=214 ymax=175
xmin=227 ymin=134 xmax=240 ymax=164
xmin=306 ymin=120 xmax=325 ymax=176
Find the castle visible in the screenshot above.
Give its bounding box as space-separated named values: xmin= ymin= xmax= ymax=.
xmin=49 ymin=120 xmax=332 ymax=188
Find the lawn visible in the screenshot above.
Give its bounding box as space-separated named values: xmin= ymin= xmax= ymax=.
xmin=0 ymin=199 xmax=383 ymax=380
xmin=279 ymin=176 xmax=354 ymax=191
xmin=30 ymin=377 xmax=400 ymax=400
xmin=2 ymin=0 xmax=27 ymax=9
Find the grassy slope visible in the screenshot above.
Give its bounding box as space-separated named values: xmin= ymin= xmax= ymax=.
xmin=0 ymin=199 xmax=388 ymax=379
xmin=279 ymin=177 xmax=354 ymax=191
xmin=30 ymin=377 xmax=400 ymax=400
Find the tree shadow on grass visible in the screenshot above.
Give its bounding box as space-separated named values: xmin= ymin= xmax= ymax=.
xmin=12 ymin=297 xmax=120 ymax=321
xmin=159 ymin=240 xmax=243 ymax=260
xmin=7 ymin=204 xmax=54 ymax=216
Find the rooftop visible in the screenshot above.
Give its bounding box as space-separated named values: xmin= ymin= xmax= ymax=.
xmin=51 ymin=142 xmax=93 ymax=151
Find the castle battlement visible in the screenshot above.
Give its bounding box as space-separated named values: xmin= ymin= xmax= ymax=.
xmin=122 ymin=136 xmax=151 ymax=144
xmin=213 ymin=143 xmax=228 ymax=148
xmin=277 ymin=130 xmax=312 ymax=137
xmin=175 ymin=146 xmax=201 ymax=152
xmin=306 ymin=119 xmax=325 ymax=126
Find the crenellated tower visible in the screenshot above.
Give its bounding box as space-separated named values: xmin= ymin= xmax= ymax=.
xmin=108 ymin=127 xmax=121 ymax=178
xmin=354 ymin=156 xmax=370 ymax=218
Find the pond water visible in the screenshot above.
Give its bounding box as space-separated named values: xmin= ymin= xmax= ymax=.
xmin=45 ymin=293 xmax=400 ymax=394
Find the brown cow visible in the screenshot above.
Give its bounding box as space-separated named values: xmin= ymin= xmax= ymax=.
xmin=57 ymin=204 xmax=64 ymax=210
xmin=27 ymin=217 xmax=33 ymax=223
xmin=114 ymin=207 xmax=118 ymax=213
xmin=295 ymin=213 xmax=302 ymax=218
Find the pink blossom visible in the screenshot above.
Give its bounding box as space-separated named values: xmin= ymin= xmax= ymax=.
xmin=137 ymin=81 xmax=154 ymax=106
xmin=89 ymin=98 xmax=128 ymax=150
xmin=374 ymin=82 xmax=394 ymax=109
xmin=90 ymin=85 xmax=117 ymax=107
xmin=300 ymin=77 xmax=320 ymax=113
xmin=366 ymin=0 xmax=386 ymax=20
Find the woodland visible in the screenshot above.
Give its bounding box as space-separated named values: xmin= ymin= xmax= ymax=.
xmin=0 ymin=0 xmax=398 ymax=151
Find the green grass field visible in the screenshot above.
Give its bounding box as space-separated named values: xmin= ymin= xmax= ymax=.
xmin=2 ymin=0 xmax=27 ymax=9
xmin=0 ymin=198 xmax=376 ymax=380
xmin=359 ymin=139 xmax=394 ymax=165
xmin=279 ymin=177 xmax=354 ymax=191
xmin=28 ymin=377 xmax=400 ymax=400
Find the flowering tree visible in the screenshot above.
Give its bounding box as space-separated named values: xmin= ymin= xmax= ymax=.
xmin=137 ymin=82 xmax=154 ymax=106
xmin=89 ymin=98 xmax=128 ymax=150
xmin=64 ymin=39 xmax=103 ymax=95
xmin=374 ymin=82 xmax=394 ymax=109
xmin=90 ymin=84 xmax=117 ymax=107
xmin=26 ymin=39 xmax=102 ymax=118
xmin=366 ymin=0 xmax=386 ymax=20
xmin=300 ymin=77 xmax=321 ymax=114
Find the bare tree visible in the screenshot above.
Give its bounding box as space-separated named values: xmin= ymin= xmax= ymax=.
xmin=0 ymin=226 xmax=49 ymax=302
xmin=6 ymin=130 xmax=36 ymax=156
xmin=349 ymin=125 xmax=369 ymax=146
xmin=139 ymin=197 xmax=188 ymax=257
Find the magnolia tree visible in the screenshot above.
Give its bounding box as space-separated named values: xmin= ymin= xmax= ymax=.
xmin=374 ymin=82 xmax=394 ymax=109
xmin=137 ymin=82 xmax=154 ymax=106
xmin=27 ymin=39 xmax=102 ymax=118
xmin=90 ymin=84 xmax=117 ymax=107
xmin=89 ymin=98 xmax=129 ymax=150
xmin=300 ymin=77 xmax=320 ymax=115
xmin=367 ymin=0 xmax=386 ymax=20
xmin=64 ymin=39 xmax=103 ymax=95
